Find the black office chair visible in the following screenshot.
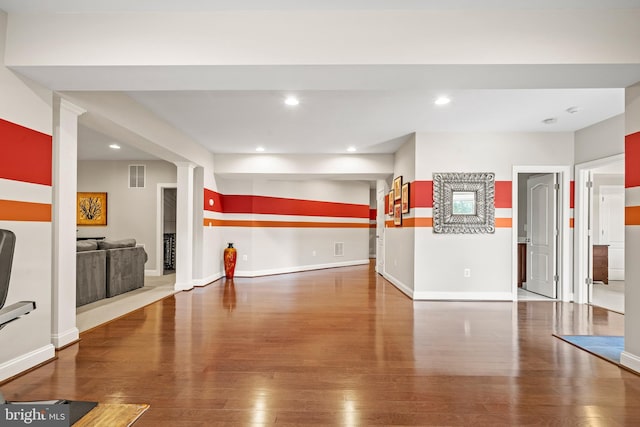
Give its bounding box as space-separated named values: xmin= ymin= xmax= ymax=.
xmin=0 ymin=230 xmax=36 ymax=332
xmin=0 ymin=229 xmax=98 ymax=421
xmin=0 ymin=230 xmax=36 ymax=404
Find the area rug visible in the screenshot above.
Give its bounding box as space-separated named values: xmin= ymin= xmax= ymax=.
xmin=73 ymin=403 xmax=150 ymax=426
xmin=554 ymin=334 xmax=624 ymax=365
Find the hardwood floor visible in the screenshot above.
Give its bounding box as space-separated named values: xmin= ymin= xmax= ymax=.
xmin=3 ymin=262 xmax=640 ymax=426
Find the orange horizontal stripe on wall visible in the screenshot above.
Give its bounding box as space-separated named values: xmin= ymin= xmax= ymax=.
xmin=626 ymin=132 xmax=640 ymax=188
xmin=0 ymin=199 xmax=51 ymax=222
xmin=0 ymin=118 xmax=52 ymax=186
xmin=386 ymin=217 xmax=511 ymax=228
xmin=203 ymin=219 xmax=369 ymax=228
xmin=495 ymin=218 xmax=512 ymax=228
xmin=626 ymin=206 xmax=640 ymax=225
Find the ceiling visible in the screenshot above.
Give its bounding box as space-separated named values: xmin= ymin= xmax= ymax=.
xmin=125 ymin=89 xmax=624 ymax=156
xmin=0 ymin=0 xmax=636 ymax=161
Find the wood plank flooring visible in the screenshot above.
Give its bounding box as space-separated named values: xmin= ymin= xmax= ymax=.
xmin=3 ymin=262 xmax=640 ymax=426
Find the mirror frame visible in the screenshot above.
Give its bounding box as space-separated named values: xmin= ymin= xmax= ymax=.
xmin=432 ymin=172 xmax=495 ymax=234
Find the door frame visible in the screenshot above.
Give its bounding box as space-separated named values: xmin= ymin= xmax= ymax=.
xmin=574 ymin=153 xmax=624 ymax=304
xmin=512 ymin=165 xmax=571 ymax=301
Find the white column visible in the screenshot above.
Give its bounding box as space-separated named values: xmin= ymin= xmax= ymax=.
xmin=175 ymin=162 xmax=195 ymax=291
xmin=51 ymin=98 xmax=85 ymax=348
xmin=621 ymin=82 xmax=640 ymax=372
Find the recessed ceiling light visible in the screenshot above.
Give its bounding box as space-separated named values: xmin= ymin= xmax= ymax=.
xmin=347 ymin=146 xmax=357 ymax=153
xmin=542 ymin=117 xmax=557 ymax=125
xmin=109 ymin=144 xmax=121 ymax=149
xmin=566 ymin=106 xmax=581 ymax=114
xmin=256 ymin=146 xmax=265 ymax=152
xmin=284 ymin=96 xmax=299 ymax=106
xmin=434 ymin=96 xmax=451 ymax=106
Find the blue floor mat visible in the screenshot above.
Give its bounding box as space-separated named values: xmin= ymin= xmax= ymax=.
xmin=555 ymin=335 xmax=624 ymax=364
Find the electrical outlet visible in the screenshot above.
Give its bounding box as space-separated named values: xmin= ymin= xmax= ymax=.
xmin=242 ymin=254 xmax=248 ymax=261
xmin=464 ymin=268 xmax=471 ymax=278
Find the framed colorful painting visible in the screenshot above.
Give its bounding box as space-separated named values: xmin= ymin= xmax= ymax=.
xmin=393 ymin=203 xmax=402 ymax=226
xmin=393 ymin=176 xmax=402 ymax=200
xmin=77 ymin=192 xmax=107 ymax=226
xmin=401 ymin=182 xmax=410 ymax=214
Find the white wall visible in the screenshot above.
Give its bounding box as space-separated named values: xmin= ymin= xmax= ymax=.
xmin=77 ymin=160 xmax=177 ymax=272
xmin=0 ymin=11 xmax=55 ymax=381
xmin=575 ymin=114 xmax=625 ymax=164
xmin=384 ymin=137 xmax=416 ymax=295
xmin=413 ymin=132 xmax=574 ymax=300
xmin=214 ymin=178 xmax=370 ymax=276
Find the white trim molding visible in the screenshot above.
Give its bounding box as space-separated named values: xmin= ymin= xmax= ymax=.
xmin=51 ymin=327 xmax=79 ymax=349
xmin=0 ymin=344 xmax=55 ymax=382
xmin=193 ymin=272 xmax=224 ymax=287
xmin=383 ymin=272 xmax=414 ymax=299
xmin=236 ymin=260 xmax=370 ymax=278
xmin=413 ymin=291 xmax=513 ymax=301
xmin=621 ymin=351 xmax=640 ymax=374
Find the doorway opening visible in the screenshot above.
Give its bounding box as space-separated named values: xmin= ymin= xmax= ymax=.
xmin=156 ymin=183 xmax=178 ymax=277
xmin=512 ymin=166 xmax=571 ymax=302
xmin=574 ymin=155 xmax=625 ymax=312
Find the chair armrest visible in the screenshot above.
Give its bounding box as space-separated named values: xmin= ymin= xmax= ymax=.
xmin=0 ymin=301 xmax=36 ymax=330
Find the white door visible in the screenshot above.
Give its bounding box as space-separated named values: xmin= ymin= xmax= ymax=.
xmin=599 ymin=185 xmax=625 ymax=280
xmin=376 ymin=189 xmax=385 ymax=274
xmin=526 ymin=174 xmax=557 ymax=298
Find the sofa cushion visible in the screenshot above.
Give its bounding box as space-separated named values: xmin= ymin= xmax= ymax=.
xmin=106 ymin=246 xmax=147 ymax=297
xmin=98 ymin=238 xmax=137 ymax=250
xmin=76 ymin=240 xmax=99 ymax=252
xmin=76 ymin=249 xmax=106 ymax=306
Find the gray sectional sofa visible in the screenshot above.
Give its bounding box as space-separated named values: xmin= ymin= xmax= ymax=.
xmin=76 ymin=239 xmax=148 ymax=307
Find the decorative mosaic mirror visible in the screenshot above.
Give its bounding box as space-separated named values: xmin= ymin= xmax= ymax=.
xmin=432 ymin=172 xmax=495 ymax=234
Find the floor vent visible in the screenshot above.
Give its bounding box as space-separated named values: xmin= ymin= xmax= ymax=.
xmin=334 ymin=242 xmax=344 ymax=257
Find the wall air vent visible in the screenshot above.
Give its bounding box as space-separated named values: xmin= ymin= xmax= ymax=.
xmin=334 ymin=242 xmax=344 ymax=257
xmin=129 ymin=164 xmax=145 ymax=188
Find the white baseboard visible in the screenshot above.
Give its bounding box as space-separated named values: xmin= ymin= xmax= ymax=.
xmin=383 ymin=272 xmax=414 ymax=299
xmin=621 ymin=351 xmax=640 ymax=374
xmin=145 ymin=268 xmax=162 ymax=276
xmin=174 ymin=281 xmax=194 ymax=291
xmin=235 ymin=259 xmax=370 ymax=278
xmin=193 ymin=272 xmax=223 ymax=287
xmin=51 ymin=327 xmax=80 ymax=349
xmin=413 ymin=291 xmax=513 ymax=301
xmin=0 ymin=344 xmax=55 ymax=382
